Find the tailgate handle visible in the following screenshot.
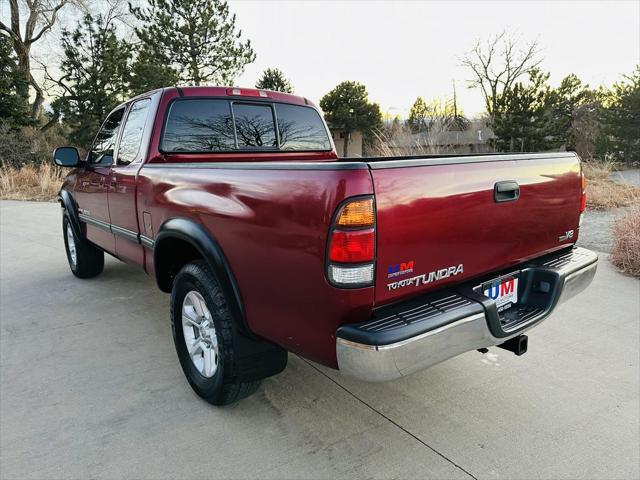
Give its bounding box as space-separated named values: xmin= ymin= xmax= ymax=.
xmin=494 ymin=181 xmax=520 ymax=203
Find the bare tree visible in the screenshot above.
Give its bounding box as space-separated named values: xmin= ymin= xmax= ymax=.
xmin=461 ymin=30 xmax=542 ymax=116
xmin=0 ymin=0 xmax=81 ymax=121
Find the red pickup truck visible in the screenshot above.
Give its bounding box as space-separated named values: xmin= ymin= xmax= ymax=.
xmin=53 ymin=86 xmax=598 ymax=405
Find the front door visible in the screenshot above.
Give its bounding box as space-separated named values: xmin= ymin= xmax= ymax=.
xmin=74 ymin=107 xmax=126 ymax=253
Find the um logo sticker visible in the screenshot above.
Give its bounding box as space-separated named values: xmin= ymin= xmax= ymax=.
xmin=387 ymin=260 xmax=414 ymax=278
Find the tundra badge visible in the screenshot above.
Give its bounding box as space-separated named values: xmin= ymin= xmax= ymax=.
xmin=386 ymin=264 xmax=464 ymax=291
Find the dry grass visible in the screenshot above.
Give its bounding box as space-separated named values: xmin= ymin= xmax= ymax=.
xmin=582 ymin=159 xmax=640 ymax=210
xmin=0 ymin=163 xmax=64 ymax=202
xmin=370 ymin=129 xmax=442 ymax=156
xmin=610 ymin=206 xmax=640 ymax=277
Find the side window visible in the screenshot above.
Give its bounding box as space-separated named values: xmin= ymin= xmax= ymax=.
xmin=117 ymin=99 xmax=151 ymax=165
xmin=232 ymin=103 xmax=277 ymax=148
xmin=88 ymin=108 xmax=125 ymax=166
xmin=161 ymin=99 xmax=235 ymax=152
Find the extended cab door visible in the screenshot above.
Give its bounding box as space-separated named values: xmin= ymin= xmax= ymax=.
xmin=74 ymin=107 xmax=126 ymax=253
xmin=108 ymin=97 xmax=154 ymax=267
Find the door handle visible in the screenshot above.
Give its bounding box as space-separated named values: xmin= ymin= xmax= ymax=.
xmin=494 ymin=181 xmax=520 ymax=203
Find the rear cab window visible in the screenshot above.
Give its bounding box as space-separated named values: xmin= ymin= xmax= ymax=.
xmin=275 ymin=103 xmax=331 ymax=151
xmin=232 ymin=103 xmax=277 ymax=149
xmin=160 ymin=99 xmax=330 ymax=153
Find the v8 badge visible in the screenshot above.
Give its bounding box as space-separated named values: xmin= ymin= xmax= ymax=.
xmin=558 ymin=229 xmax=574 ymax=242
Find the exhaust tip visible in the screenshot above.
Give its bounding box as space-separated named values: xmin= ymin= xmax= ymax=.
xmin=497 ymin=334 xmax=528 ymax=356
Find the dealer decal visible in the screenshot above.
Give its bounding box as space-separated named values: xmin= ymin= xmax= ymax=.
xmin=386 ymin=264 xmax=464 ymax=291
xmin=387 ymin=260 xmax=414 ymax=278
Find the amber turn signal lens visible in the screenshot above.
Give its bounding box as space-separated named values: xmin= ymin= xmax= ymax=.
xmin=336 ymin=198 xmax=374 ymax=227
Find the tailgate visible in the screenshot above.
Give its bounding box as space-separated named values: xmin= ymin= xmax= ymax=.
xmin=370 ymin=153 xmax=582 ymax=306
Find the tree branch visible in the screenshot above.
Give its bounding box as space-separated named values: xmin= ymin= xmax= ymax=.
xmin=9 ymin=0 xmax=21 ymax=39
xmin=0 ymin=20 xmax=22 ymax=43
xmin=28 ymin=1 xmax=68 ymax=44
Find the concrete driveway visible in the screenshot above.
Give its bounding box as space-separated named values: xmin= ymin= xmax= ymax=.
xmin=1 ymin=200 xmax=639 ymax=480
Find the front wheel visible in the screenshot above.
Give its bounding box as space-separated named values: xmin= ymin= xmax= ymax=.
xmin=63 ymin=215 xmax=104 ymax=278
xmin=171 ymin=261 xmax=261 ymax=405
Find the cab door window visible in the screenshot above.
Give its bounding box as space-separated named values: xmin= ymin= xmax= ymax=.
xmin=117 ymin=99 xmax=151 ymax=165
xmin=88 ymin=108 xmax=125 ymax=166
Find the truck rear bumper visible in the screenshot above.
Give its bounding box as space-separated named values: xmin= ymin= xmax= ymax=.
xmin=336 ymin=247 xmax=598 ymax=382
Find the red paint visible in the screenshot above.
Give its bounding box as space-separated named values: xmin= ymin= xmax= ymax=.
xmin=61 ymin=86 xmax=584 ymax=369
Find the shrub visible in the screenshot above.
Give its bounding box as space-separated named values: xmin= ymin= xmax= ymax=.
xmin=0 ymin=122 xmax=35 ymax=167
xmin=582 ymin=158 xmax=640 ymax=210
xmin=610 ymin=206 xmax=640 ymax=277
xmin=0 ymin=121 xmax=70 ymax=168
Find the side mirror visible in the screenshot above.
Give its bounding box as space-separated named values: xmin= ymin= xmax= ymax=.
xmin=53 ymin=147 xmax=81 ymax=167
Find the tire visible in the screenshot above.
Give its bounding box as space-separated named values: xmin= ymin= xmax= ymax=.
xmin=63 ymin=215 xmax=104 ymax=279
xmin=171 ymin=260 xmax=261 ymax=405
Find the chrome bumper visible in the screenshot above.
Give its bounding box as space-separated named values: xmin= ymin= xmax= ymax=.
xmin=336 ymin=247 xmax=598 ymax=382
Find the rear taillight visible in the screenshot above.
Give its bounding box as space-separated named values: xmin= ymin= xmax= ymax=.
xmin=579 ymin=171 xmax=587 ymax=227
xmin=328 ymin=229 xmax=375 ymax=263
xmin=326 ymin=196 xmax=375 ymax=287
xmin=580 ymin=172 xmax=587 ymax=212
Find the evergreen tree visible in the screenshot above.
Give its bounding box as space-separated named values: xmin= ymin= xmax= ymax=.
xmin=491 ymin=69 xmax=557 ymax=152
xmin=0 ymin=34 xmax=31 ymax=127
xmin=130 ymin=0 xmax=255 ymax=86
xmin=53 ymin=14 xmax=131 ymax=148
xmin=407 ymin=97 xmax=428 ymax=133
xmin=129 ymin=45 xmax=180 ymax=95
xmin=547 ymin=74 xmax=594 ymax=151
xmin=597 ymin=66 xmax=640 ymax=165
xmin=255 ymin=68 xmax=293 ymax=93
xmin=320 ymin=81 xmax=382 ymax=157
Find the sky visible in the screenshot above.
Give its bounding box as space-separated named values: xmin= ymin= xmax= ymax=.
xmin=229 ymin=0 xmax=640 ymax=118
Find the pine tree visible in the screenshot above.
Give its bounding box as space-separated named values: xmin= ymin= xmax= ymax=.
xmin=130 ymin=0 xmax=255 ymax=86
xmin=407 ymin=97 xmax=428 ymax=133
xmin=491 ymin=69 xmax=557 ymax=152
xmin=255 ymin=68 xmax=293 ymax=93
xmin=546 ymin=74 xmax=594 ymax=151
xmin=53 ymin=14 xmax=131 ymax=147
xmin=0 ymin=34 xmax=31 ymax=127
xmin=320 ymin=81 xmax=382 ymax=157
xmin=597 ymin=66 xmax=640 ymax=165
xmin=129 ymin=45 xmax=180 ymax=95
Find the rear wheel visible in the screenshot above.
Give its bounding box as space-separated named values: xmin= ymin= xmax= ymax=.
xmin=63 ymin=215 xmax=104 ymax=278
xmin=171 ymin=261 xmax=261 ymax=405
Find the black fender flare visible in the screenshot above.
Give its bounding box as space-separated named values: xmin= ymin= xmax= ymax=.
xmin=58 ymin=189 xmax=82 ymax=239
xmin=154 ymin=217 xmax=251 ymax=336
